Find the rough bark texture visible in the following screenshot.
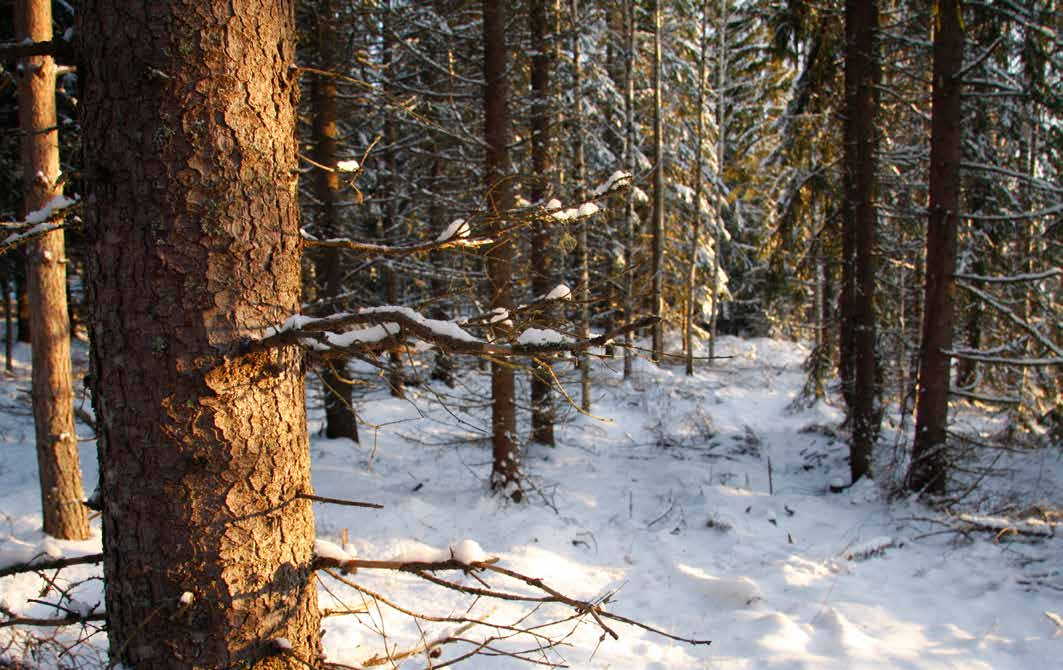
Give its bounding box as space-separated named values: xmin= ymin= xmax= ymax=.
xmin=79 ymin=1 xmax=321 ymax=666
xmin=650 ymin=0 xmax=665 ymax=362
xmin=529 ymin=0 xmax=556 ymax=444
xmin=842 ymin=0 xmax=881 ymax=482
xmin=17 ymin=0 xmax=90 ymax=540
xmin=311 ymin=0 xmax=358 ymax=443
xmin=483 ymin=0 xmax=520 ymax=498
xmin=908 ymin=0 xmax=964 ymax=495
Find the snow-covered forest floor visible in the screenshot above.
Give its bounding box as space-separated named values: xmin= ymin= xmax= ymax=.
xmin=1 ymin=335 xmax=1061 ymax=668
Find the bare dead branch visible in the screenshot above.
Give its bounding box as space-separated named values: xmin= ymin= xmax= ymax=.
xmin=0 ymin=554 xmax=103 ymax=579
xmin=0 ymin=613 xmax=105 ymax=630
xmin=0 ymin=39 xmax=75 ymax=61
xmin=297 ymin=493 xmax=384 ymax=509
xmin=315 ymin=554 xmax=710 ymax=648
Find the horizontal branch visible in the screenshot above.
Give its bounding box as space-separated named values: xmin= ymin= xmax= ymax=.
xmin=0 ymin=553 xmax=103 ymax=579
xmin=952 ymin=513 xmax=1056 ymax=539
xmin=0 ymin=195 xmax=79 ymax=255
xmin=0 ymin=39 xmax=74 ymax=61
xmin=0 ymin=221 xmax=65 ymax=254
xmin=947 ymin=387 xmax=1021 ymax=404
xmin=945 ymin=350 xmax=1063 ymax=367
xmin=954 ymin=267 xmax=1061 ymax=283
xmin=960 ymin=202 xmax=1063 ymax=221
xmin=0 ymin=612 xmax=106 ymax=629
xmin=302 ymin=227 xmax=493 ymax=256
xmin=249 ymin=306 xmax=657 ymax=359
xmin=315 ymin=555 xmax=498 ymax=573
xmin=296 ymin=493 xmax=383 ymax=509
xmin=299 ymin=171 xmax=631 ymax=259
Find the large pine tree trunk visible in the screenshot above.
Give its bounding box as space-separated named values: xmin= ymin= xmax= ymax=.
xmin=908 ymin=0 xmax=964 ymax=495
xmin=79 ymin=1 xmax=321 ymax=666
xmin=17 ymin=0 xmax=90 ymax=541
xmin=529 ymin=0 xmax=557 ymax=444
xmin=842 ymin=0 xmax=881 ymax=482
xmin=483 ymin=0 xmax=520 ymax=498
xmin=311 ymin=0 xmax=358 ymax=443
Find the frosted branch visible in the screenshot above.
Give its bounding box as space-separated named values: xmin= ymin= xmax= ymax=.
xmin=250 ymin=306 xmax=657 ymax=358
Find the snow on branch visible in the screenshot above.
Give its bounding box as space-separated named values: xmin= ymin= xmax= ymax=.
xmin=299 ymin=170 xmax=632 ymax=258
xmin=300 ymin=226 xmax=493 ymax=256
xmin=0 ymin=195 xmax=78 ymax=254
xmin=953 ymin=513 xmax=1056 ymax=539
xmin=250 ymin=305 xmax=657 ymax=359
xmin=0 ymin=611 xmax=106 ymax=630
xmin=954 ymin=267 xmax=1061 ymax=284
xmin=945 ymin=350 xmax=1063 ymax=367
xmin=956 ymin=280 xmax=1063 ymax=359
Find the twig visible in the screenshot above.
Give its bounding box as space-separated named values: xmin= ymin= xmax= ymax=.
xmin=297 ymin=493 xmax=383 ymax=509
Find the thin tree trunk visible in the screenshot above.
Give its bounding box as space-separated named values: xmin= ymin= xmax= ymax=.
xmin=529 ymin=0 xmax=557 ymax=442
xmin=312 ymin=0 xmax=358 ymax=442
xmin=908 ymin=0 xmax=964 ymax=495
xmin=622 ymin=0 xmax=636 ymax=379
xmin=428 ymin=0 xmax=455 ymax=388
xmin=382 ymin=0 xmax=405 ymax=399
xmin=842 ymin=0 xmax=881 ymax=482
xmin=483 ymin=0 xmax=520 ymax=498
xmin=17 ymin=0 xmax=90 ymax=541
xmin=3 ymin=270 xmax=13 ymax=372
xmin=79 ymin=1 xmax=321 ymax=665
xmin=571 ymin=0 xmax=591 ymax=412
xmin=707 ymin=0 xmax=727 ymax=366
xmin=685 ymin=0 xmax=710 ymax=376
xmin=650 ymin=0 xmax=665 ymax=363
xmin=16 ymin=270 xmax=30 ymax=343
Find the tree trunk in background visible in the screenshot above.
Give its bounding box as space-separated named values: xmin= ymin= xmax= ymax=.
xmin=428 ymin=0 xmax=455 ymax=388
xmin=382 ymin=0 xmax=405 ymax=399
xmin=529 ymin=0 xmax=557 ymax=443
xmin=3 ymin=270 xmax=13 ymax=372
xmin=312 ymin=0 xmax=358 ymax=443
xmin=650 ymin=0 xmax=665 ymax=363
xmin=17 ymin=0 xmax=90 ymax=541
xmin=79 ymin=1 xmax=321 ymax=666
xmin=908 ymin=0 xmax=964 ymax=495
xmin=16 ymin=272 xmax=31 ymax=343
xmin=842 ymin=0 xmax=881 ymax=483
xmin=483 ymin=0 xmax=520 ymax=498
xmin=571 ymin=0 xmax=591 ymax=413
xmin=622 ymin=0 xmax=636 ymax=379
xmin=685 ymin=0 xmax=709 ymax=377
xmin=707 ymin=0 xmax=727 ymax=366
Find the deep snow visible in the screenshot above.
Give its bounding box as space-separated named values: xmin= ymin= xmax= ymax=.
xmin=1 ymin=335 xmax=1060 ymax=668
